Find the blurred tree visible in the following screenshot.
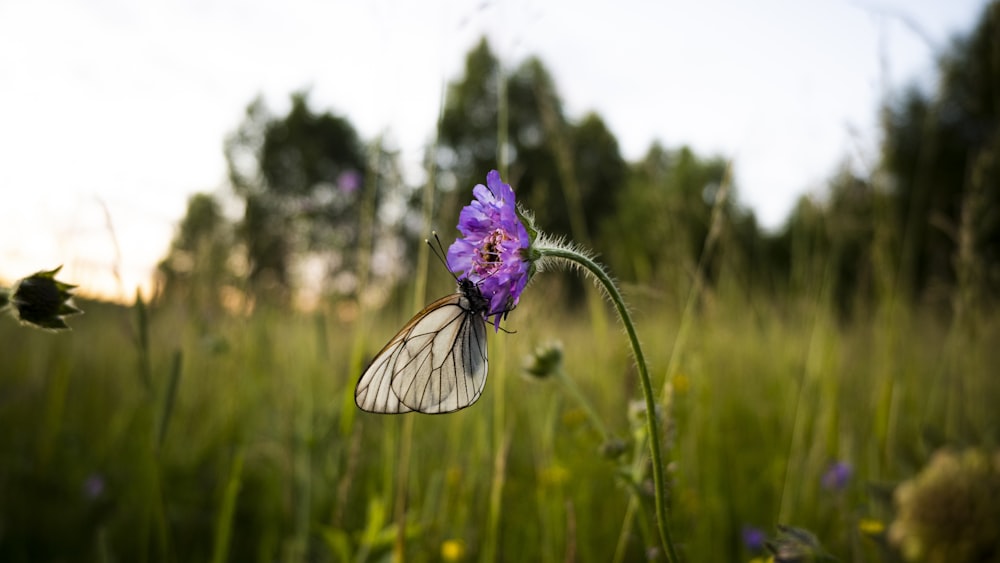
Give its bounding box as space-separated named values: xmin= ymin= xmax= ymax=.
xmin=822 ymin=166 xmax=888 ymax=316
xmin=435 ymin=39 xmax=626 ymax=262
xmin=773 ymin=166 xmax=885 ymax=318
xmin=436 ymin=39 xmax=502 ymax=197
xmin=225 ymin=96 xmax=292 ymax=303
xmin=604 ymin=143 xmax=684 ymax=284
xmin=156 ymin=192 xmax=235 ymax=318
xmin=224 ymin=92 xmax=400 ymax=306
xmin=882 ymin=0 xmax=1000 ymax=305
xmin=605 ymin=143 xmax=742 ymax=290
xmin=512 ymin=59 xmax=627 ymax=252
xmin=664 ymin=146 xmax=729 ymax=282
xmin=778 ymin=195 xmax=828 ymax=293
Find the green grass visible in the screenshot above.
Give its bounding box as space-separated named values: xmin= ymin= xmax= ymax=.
xmin=1 ymin=280 xmax=998 ymax=562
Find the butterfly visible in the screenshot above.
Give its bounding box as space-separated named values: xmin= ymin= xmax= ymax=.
xmin=355 ymin=266 xmax=497 ymax=414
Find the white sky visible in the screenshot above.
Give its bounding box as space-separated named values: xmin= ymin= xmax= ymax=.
xmin=0 ymin=0 xmax=989 ymax=301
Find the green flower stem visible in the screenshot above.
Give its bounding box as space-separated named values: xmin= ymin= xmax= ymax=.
xmin=535 ymin=244 xmax=679 ymax=563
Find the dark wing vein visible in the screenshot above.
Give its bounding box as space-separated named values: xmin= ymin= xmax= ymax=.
xmin=355 ymin=293 xmax=490 ymax=414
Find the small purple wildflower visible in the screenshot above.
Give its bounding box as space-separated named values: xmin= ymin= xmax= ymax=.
xmin=742 ymin=525 xmax=766 ymax=551
xmin=82 ymin=473 xmax=105 ymax=500
xmin=821 ymin=461 xmax=852 ymax=491
xmin=337 ymin=169 xmax=362 ymax=193
xmin=447 ymin=170 xmax=531 ymax=329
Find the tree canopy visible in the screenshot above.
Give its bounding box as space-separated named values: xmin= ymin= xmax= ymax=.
xmin=157 ymin=1 xmax=1000 ymax=316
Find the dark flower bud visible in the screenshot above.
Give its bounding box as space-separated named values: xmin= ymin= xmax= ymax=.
xmin=599 ymin=437 xmax=627 ymax=460
xmin=523 ymin=341 xmax=564 ymax=380
xmin=6 ymin=266 xmax=82 ymax=331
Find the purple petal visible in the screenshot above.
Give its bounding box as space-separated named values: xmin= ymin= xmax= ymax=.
xmin=447 ymin=170 xmax=532 ymax=329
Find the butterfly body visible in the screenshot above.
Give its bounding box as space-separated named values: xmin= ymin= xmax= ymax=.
xmin=355 ymin=278 xmax=491 ymax=414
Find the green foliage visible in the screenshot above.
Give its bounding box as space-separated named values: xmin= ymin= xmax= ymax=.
xmin=2 ymin=282 xmax=999 ymax=561
xmin=603 ymin=144 xmax=748 ymax=291
xmin=158 ymin=1 xmax=1000 ymax=315
xmin=436 ymin=41 xmax=626 ymax=260
xmin=19 ymin=5 xmax=996 ymax=559
xmin=222 ymin=92 xmax=403 ymax=305
xmin=881 ymin=0 xmax=1000 ymax=304
xmin=769 ymin=166 xmax=897 ymax=318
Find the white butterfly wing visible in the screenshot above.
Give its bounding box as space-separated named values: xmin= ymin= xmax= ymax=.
xmin=355 ymin=293 xmax=489 ymax=414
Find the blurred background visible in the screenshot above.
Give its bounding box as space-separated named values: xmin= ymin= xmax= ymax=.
xmin=2 ymin=0 xmax=999 ymax=561
xmin=0 ymin=0 xmax=992 ymax=303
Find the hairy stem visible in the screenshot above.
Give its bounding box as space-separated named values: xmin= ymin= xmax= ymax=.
xmin=536 ymin=243 xmax=679 ymax=562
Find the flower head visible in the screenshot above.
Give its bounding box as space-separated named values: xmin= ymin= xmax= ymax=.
xmin=337 ymin=169 xmax=362 ymax=193
xmin=599 ymin=437 xmax=627 ymax=460
xmin=742 ymin=525 xmax=766 ymax=551
xmin=889 ymin=448 xmax=1000 ymax=563
xmin=447 ymin=170 xmax=532 ymax=328
xmin=82 ymin=473 xmax=106 ymax=500
xmin=440 ymin=538 xmax=466 ymax=561
xmin=522 ymin=340 xmax=563 ymax=379
xmin=3 ymin=266 xmax=82 ymax=331
xmin=821 ymin=460 xmax=852 ymax=491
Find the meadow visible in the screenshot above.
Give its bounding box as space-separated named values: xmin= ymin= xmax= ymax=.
xmin=4 ymin=2 xmax=999 ymax=559
xmin=2 ymin=261 xmax=997 ymax=562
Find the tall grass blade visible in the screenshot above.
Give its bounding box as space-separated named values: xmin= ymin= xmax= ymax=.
xmin=211 ymin=447 xmax=246 ymax=563
xmin=156 ymin=349 xmax=182 ymax=451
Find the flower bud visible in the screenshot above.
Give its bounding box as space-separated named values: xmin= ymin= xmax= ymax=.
xmin=523 ymin=340 xmax=564 ymax=379
xmin=599 ymin=437 xmax=627 ymax=460
xmin=7 ymin=266 xmax=82 ymax=331
xmin=765 ymin=525 xmax=834 ymax=563
xmin=628 ymin=399 xmax=664 ymax=427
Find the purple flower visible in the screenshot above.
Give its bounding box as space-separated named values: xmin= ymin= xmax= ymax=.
xmin=821 ymin=461 xmax=852 ymax=491
xmin=82 ymin=473 xmax=105 ymax=500
xmin=742 ymin=525 xmax=766 ymax=551
xmin=447 ymin=170 xmax=531 ymax=329
xmin=337 ymin=169 xmax=361 ymax=193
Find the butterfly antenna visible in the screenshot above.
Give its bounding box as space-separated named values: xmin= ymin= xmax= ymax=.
xmin=426 ymin=231 xmax=458 ymax=280
xmin=425 ymin=232 xmax=517 ymax=333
